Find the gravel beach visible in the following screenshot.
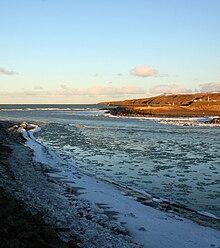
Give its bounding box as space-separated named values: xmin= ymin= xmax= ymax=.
xmin=0 ymin=120 xmax=140 ymax=248
xmin=0 ymin=121 xmax=78 ymax=247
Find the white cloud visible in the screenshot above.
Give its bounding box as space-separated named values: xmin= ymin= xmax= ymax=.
xmin=131 ymin=64 xmax=158 ymax=77
xmin=199 ymin=82 xmax=220 ymax=92
xmin=34 ymin=86 xmax=44 ymax=90
xmin=0 ymin=85 xmax=147 ymax=103
xmin=149 ymin=84 xmax=192 ymax=95
xmin=58 ymin=85 xmax=146 ymax=96
xmin=158 ymin=73 xmax=169 ymax=78
xmin=0 ymin=67 xmax=18 ymax=75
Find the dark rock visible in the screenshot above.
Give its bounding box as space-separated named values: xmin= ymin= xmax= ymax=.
xmin=208 ymin=118 xmax=220 ymax=124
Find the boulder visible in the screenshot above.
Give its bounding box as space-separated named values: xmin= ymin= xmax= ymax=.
xmin=19 ymin=121 xmax=28 ymax=129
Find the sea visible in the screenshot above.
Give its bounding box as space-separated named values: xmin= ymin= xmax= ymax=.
xmin=0 ymin=104 xmax=220 ymax=219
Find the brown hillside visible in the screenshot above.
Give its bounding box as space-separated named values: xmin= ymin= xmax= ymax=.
xmin=99 ymin=92 xmax=220 ymax=106
xmin=99 ymin=93 xmax=220 ymax=117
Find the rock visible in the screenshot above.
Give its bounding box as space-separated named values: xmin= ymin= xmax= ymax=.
xmin=208 ymin=118 xmax=220 ymax=124
xmin=26 ymin=125 xmax=36 ymax=131
xmin=20 ymin=121 xmax=28 ymax=129
xmin=7 ymin=125 xmax=19 ymax=132
xmin=7 ymin=121 xmax=36 ymax=133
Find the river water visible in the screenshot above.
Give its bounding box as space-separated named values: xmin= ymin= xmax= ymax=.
xmin=0 ymin=104 xmax=219 ymax=218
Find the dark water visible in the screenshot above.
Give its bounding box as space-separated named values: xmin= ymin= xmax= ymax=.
xmin=0 ymin=104 xmax=220 ymax=218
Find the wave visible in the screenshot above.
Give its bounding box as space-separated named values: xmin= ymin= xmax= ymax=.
xmin=159 ymin=119 xmax=220 ymax=127
xmin=103 ymin=113 xmax=220 ymax=127
xmin=0 ymin=107 xmax=102 ymax=112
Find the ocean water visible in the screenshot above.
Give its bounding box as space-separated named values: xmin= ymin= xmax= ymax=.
xmin=0 ymin=104 xmax=220 ymax=218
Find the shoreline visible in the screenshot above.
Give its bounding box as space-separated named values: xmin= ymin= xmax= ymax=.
xmin=0 ymin=120 xmax=140 ymax=248
xmin=0 ymin=121 xmax=78 ymax=248
xmin=0 ymin=120 xmax=220 ymax=248
xmin=105 ymin=106 xmax=220 ymax=119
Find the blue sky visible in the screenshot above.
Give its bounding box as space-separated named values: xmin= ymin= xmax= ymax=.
xmin=0 ymin=0 xmax=220 ymax=103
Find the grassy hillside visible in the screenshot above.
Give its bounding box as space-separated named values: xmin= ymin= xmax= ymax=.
xmin=99 ymin=92 xmax=220 ymax=106
xmin=99 ymin=93 xmax=220 ymax=117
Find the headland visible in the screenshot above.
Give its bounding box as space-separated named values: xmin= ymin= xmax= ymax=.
xmin=99 ymin=92 xmax=220 ymax=118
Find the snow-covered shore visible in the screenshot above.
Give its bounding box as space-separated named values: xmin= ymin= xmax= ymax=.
xmin=1 ymin=120 xmax=220 ymax=248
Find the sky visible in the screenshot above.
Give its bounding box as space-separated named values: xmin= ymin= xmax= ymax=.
xmin=0 ymin=0 xmax=220 ymax=103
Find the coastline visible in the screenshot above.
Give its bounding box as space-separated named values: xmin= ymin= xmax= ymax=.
xmin=0 ymin=122 xmax=78 ymax=248
xmin=0 ymin=119 xmax=220 ymax=248
xmin=0 ymin=120 xmax=140 ymax=248
xmin=105 ymin=106 xmax=220 ymax=118
xmin=0 ymin=121 xmax=78 ymax=248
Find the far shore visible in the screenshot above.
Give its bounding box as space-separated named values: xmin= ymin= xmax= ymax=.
xmin=104 ymin=105 xmax=220 ymax=118
xmin=99 ymin=92 xmax=220 ymax=118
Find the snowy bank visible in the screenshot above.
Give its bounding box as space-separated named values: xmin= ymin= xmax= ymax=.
xmin=17 ymin=122 xmax=220 ymax=248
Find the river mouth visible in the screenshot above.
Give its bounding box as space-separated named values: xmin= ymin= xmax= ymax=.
xmin=0 ymin=106 xmax=220 ymax=219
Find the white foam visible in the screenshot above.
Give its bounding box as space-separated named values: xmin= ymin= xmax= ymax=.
xmin=0 ymin=107 xmax=100 ymax=112
xmin=160 ymin=119 xmax=220 ymax=127
xmin=104 ymin=113 xmax=220 ymax=127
